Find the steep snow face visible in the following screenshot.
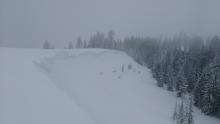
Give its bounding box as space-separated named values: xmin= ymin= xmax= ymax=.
xmin=0 ymin=48 xmax=219 ymax=124
xmin=40 ymin=50 xmax=176 ymax=124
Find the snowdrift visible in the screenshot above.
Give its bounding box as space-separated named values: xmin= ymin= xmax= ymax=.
xmin=0 ymin=48 xmax=219 ymax=124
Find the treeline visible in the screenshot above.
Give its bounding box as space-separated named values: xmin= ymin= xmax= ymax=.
xmin=42 ymin=37 xmax=87 ymax=49
xmin=42 ymin=31 xmax=123 ymax=50
xmin=85 ymin=32 xmax=220 ymax=117
xmin=42 ymin=31 xmax=220 ymax=117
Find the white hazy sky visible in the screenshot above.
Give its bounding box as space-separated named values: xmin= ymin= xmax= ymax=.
xmin=0 ymin=0 xmax=220 ymax=48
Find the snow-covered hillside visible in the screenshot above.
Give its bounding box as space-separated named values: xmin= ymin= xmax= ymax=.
xmin=0 ymin=48 xmax=219 ymax=124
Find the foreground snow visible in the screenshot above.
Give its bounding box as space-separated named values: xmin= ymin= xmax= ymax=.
xmin=0 ymin=48 xmax=219 ymax=124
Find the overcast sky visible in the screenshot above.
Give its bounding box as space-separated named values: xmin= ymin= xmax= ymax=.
xmin=0 ymin=0 xmax=220 ymax=48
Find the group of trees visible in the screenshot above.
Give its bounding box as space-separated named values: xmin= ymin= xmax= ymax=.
xmin=42 ymin=30 xmax=123 ymax=49
xmin=87 ymin=31 xmax=123 ymax=50
xmin=43 ymin=36 xmax=86 ymax=49
xmin=173 ymin=95 xmax=194 ymax=124
xmin=66 ymin=37 xmax=87 ymax=49
xmin=85 ymin=32 xmax=220 ymax=117
xmin=43 ymin=40 xmax=55 ymax=49
xmin=120 ymin=34 xmax=220 ymax=117
xmin=42 ymin=31 xmax=220 ymax=118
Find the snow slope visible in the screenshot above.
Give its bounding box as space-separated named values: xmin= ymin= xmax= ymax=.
xmin=0 ymin=48 xmax=219 ymax=124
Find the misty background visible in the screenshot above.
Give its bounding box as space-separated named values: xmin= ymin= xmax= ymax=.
xmin=0 ymin=0 xmax=220 ymax=48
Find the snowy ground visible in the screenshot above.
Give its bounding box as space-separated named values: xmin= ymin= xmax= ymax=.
xmin=0 ymin=48 xmax=219 ymax=124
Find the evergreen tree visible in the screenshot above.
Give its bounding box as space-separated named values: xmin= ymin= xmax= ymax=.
xmin=68 ymin=41 xmax=74 ymax=49
xmin=153 ymin=63 xmax=164 ymax=87
xmin=76 ymin=36 xmax=83 ymax=48
xmin=107 ymin=30 xmax=115 ymax=49
xmin=43 ymin=40 xmax=50 ymax=49
xmin=200 ymin=57 xmax=220 ymax=115
xmin=173 ymin=102 xmax=178 ymax=123
xmin=179 ymin=102 xmax=185 ymax=124
xmin=176 ymin=69 xmax=188 ymax=97
xmin=186 ymin=95 xmax=194 ymax=124
xmin=173 ymin=95 xmax=194 ymax=124
xmin=163 ymin=51 xmax=174 ymax=91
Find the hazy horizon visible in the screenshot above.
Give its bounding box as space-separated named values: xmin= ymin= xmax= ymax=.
xmin=1 ymin=0 xmax=220 ymax=48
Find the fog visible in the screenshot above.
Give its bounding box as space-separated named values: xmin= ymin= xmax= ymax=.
xmin=0 ymin=0 xmax=220 ymax=48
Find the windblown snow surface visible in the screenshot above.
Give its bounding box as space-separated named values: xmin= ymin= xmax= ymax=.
xmin=0 ymin=48 xmax=219 ymax=124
